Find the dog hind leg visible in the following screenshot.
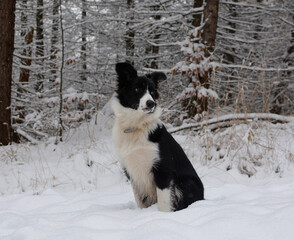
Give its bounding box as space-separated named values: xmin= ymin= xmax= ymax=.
xmin=156 ymin=187 xmax=173 ymax=212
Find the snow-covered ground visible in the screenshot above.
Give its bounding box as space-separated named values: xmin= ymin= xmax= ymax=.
xmin=1 ymin=113 xmax=294 ymax=240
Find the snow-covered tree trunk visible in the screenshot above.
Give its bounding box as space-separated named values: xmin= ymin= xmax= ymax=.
xmin=18 ymin=27 xmax=34 ymax=85
xmin=126 ymin=0 xmax=135 ymax=65
xmin=80 ymin=0 xmax=87 ymax=82
xmin=50 ymin=0 xmax=60 ymax=82
xmin=35 ymin=0 xmax=45 ymax=90
xmin=15 ymin=25 xmax=34 ymax=132
xmin=144 ymin=4 xmax=161 ymax=70
xmin=0 ymin=0 xmax=16 ymax=145
xmin=57 ymin=0 xmax=65 ymax=143
xmin=198 ymin=0 xmax=219 ymax=113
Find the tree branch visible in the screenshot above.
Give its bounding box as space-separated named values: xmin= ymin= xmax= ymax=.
xmin=168 ymin=113 xmax=293 ymax=134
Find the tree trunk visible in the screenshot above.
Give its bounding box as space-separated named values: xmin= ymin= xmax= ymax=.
xmin=192 ymin=0 xmax=203 ymax=28
xmin=19 ymin=27 xmax=34 ymax=84
xmin=0 ymin=0 xmax=16 ymax=145
xmin=50 ymin=0 xmax=60 ymax=82
xmin=126 ymin=0 xmax=135 ymax=65
xmin=271 ymin=11 xmax=294 ymax=114
xmin=20 ymin=0 xmax=27 ymax=38
xmin=145 ymin=5 xmax=161 ymax=69
xmin=202 ymin=0 xmax=219 ymax=59
xmin=36 ymin=0 xmax=45 ymax=90
xmin=224 ymin=1 xmax=236 ymax=65
xmin=197 ymin=0 xmax=219 ymax=114
xmin=81 ymin=0 xmax=87 ymax=81
xmin=18 ymin=0 xmax=31 ymax=85
xmin=57 ymin=0 xmax=64 ymax=143
xmin=15 ymin=26 xmax=34 ymax=129
xmin=223 ymin=1 xmax=237 ymax=105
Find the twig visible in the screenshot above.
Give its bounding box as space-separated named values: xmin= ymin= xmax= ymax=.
xmin=16 ymin=129 xmax=39 ymax=144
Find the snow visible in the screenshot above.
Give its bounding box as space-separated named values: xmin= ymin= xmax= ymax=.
xmin=1 ymin=173 xmax=294 ymax=239
xmin=197 ymin=86 xmax=218 ymax=99
xmin=1 ymin=113 xmax=294 ymax=240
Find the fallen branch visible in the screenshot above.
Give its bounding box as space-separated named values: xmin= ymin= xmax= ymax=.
xmin=16 ymin=129 xmax=39 ymax=145
xmin=168 ymin=113 xmax=293 ymax=134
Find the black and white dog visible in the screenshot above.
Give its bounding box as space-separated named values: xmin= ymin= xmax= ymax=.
xmin=112 ymin=62 xmax=204 ymax=212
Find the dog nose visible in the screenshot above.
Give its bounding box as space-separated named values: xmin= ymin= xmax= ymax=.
xmin=146 ymin=100 xmax=155 ymax=109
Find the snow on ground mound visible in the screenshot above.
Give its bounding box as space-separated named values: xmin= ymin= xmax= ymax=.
xmin=1 ymin=117 xmax=294 ymax=239
xmin=1 ymin=177 xmax=294 ymax=239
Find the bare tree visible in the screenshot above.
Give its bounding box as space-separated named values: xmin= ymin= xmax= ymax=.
xmin=126 ymin=0 xmax=135 ymax=65
xmin=80 ymin=0 xmax=87 ymax=82
xmin=57 ymin=0 xmax=65 ymax=143
xmin=0 ymin=0 xmax=16 ymax=145
xmin=144 ymin=4 xmax=161 ymax=70
xmin=50 ymin=0 xmax=60 ymax=82
xmin=19 ymin=27 xmax=34 ymax=85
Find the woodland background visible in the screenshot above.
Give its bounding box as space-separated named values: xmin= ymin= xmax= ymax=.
xmin=0 ymin=0 xmax=293 ymax=145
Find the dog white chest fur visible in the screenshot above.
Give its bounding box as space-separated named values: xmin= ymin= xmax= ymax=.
xmin=112 ymin=97 xmax=162 ymax=208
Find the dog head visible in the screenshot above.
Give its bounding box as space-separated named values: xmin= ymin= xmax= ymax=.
xmin=115 ymin=62 xmax=166 ymax=114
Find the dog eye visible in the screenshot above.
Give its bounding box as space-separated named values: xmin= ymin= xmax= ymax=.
xmin=135 ymin=88 xmax=139 ymax=92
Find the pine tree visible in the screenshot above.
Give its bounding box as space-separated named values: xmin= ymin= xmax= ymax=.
xmin=173 ymin=0 xmax=219 ymax=121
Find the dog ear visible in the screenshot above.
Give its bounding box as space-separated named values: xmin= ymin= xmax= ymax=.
xmin=115 ymin=62 xmax=137 ymax=87
xmin=146 ymin=72 xmax=167 ymax=88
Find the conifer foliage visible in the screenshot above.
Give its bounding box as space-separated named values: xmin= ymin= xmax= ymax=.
xmin=172 ymin=0 xmax=219 ymax=121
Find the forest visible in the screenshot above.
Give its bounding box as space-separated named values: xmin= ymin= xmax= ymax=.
xmin=1 ymin=0 xmax=293 ymax=145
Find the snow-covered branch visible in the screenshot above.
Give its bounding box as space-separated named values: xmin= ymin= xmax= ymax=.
xmin=168 ymin=113 xmax=293 ymax=134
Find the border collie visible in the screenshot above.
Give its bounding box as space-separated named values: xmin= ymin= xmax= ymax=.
xmin=112 ymin=62 xmax=204 ymax=212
